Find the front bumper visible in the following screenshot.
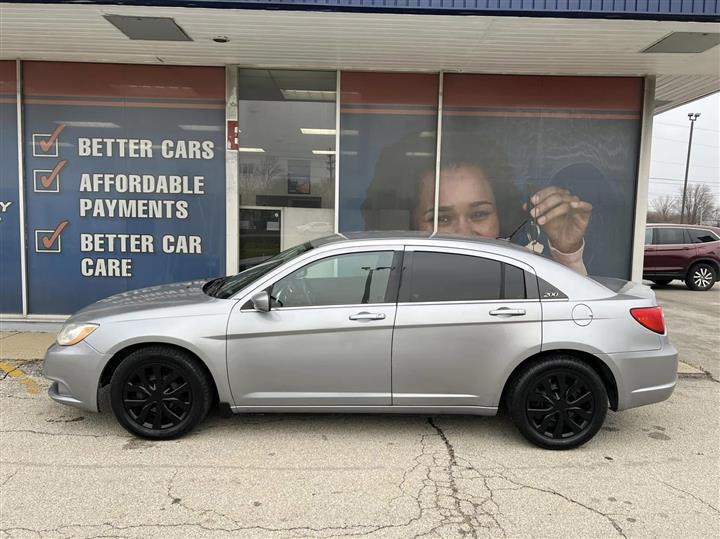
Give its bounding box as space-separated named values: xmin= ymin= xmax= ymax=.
xmin=42 ymin=341 xmax=111 ymax=412
xmin=604 ymin=339 xmax=678 ymax=412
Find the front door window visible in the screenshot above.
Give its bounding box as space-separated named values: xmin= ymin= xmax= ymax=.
xmin=271 ymin=251 xmax=395 ymax=308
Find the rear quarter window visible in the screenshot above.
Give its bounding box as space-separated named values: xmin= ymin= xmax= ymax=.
xmin=687 ymin=229 xmax=720 ymax=243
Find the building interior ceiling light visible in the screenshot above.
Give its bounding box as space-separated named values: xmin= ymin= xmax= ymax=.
xmin=179 ymin=125 xmax=225 ymax=132
xmin=239 ymin=147 xmax=265 ymax=153
xmin=281 ymin=89 xmax=337 ymax=101
xmin=301 ymin=128 xmax=336 ymax=135
xmin=312 ymin=150 xmax=336 ymax=155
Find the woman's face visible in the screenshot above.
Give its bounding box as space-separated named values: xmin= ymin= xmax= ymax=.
xmin=414 ymin=165 xmax=500 ymax=237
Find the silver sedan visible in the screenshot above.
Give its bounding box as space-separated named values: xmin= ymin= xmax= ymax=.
xmin=43 ymin=234 xmax=677 ymax=449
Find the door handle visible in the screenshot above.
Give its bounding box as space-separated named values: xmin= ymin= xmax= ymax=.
xmin=489 ymin=308 xmax=526 ymax=317
xmin=349 ymin=312 xmax=386 ymax=321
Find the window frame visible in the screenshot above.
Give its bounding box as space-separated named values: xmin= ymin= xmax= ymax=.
xmin=397 ymin=245 xmax=538 ymax=305
xmin=237 ymin=245 xmax=404 ymax=311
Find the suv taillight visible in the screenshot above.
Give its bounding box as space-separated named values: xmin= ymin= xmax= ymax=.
xmin=630 ymin=307 xmax=666 ymax=334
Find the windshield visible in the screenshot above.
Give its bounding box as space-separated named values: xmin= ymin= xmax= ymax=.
xmin=204 ymin=242 xmax=316 ymax=299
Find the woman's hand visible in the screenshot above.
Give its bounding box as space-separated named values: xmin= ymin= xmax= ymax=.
xmin=526 ymin=186 xmax=592 ymax=253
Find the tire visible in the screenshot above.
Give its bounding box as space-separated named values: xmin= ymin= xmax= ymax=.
xmin=110 ymin=346 xmax=212 ymax=439
xmin=685 ymin=263 xmax=716 ymax=291
xmin=650 ymin=278 xmax=672 ymax=286
xmin=507 ymin=355 xmax=608 ymax=450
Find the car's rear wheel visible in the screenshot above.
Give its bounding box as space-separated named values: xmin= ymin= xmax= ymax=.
xmin=110 ymin=346 xmax=212 ymax=439
xmin=650 ymin=278 xmax=672 ymax=286
xmin=685 ymin=263 xmax=716 ymax=291
xmin=508 ymin=355 xmax=607 ymax=450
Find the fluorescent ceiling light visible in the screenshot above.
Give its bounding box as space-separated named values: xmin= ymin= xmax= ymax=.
xmin=341 ymin=129 xmax=359 ymax=136
xmin=281 ymin=89 xmax=336 ymax=101
xmin=179 ymin=125 xmax=224 ymax=132
xmin=239 ymin=147 xmax=265 ymax=153
xmin=341 ymin=151 xmax=358 ymax=156
xmin=301 ymin=128 xmax=336 ymax=136
xmin=57 ymin=121 xmax=119 ymax=128
xmin=312 ymin=150 xmax=336 ymax=155
xmin=419 ymin=131 xmax=436 ymax=138
xmin=405 ymin=152 xmax=433 ymax=157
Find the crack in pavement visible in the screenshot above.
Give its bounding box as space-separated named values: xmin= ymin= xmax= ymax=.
xmin=657 ymin=479 xmax=719 ymax=514
xmin=0 ymin=470 xmax=18 ymax=488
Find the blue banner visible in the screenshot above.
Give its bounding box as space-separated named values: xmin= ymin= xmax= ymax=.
xmin=23 ymin=63 xmax=226 ymax=314
xmin=0 ymin=61 xmax=22 ymax=314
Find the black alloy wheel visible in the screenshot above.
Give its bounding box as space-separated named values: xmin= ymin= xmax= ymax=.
xmin=686 ymin=263 xmax=716 ymax=291
xmin=525 ymin=370 xmax=594 ymax=440
xmin=110 ymin=346 xmax=212 ymax=439
xmin=122 ymin=362 xmax=192 ymax=431
xmin=508 ymin=355 xmax=607 ymax=450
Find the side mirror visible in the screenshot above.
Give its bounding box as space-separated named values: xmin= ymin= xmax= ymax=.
xmin=250 ymin=290 xmax=270 ymax=312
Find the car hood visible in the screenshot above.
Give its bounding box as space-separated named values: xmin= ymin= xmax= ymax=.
xmin=68 ymin=280 xmax=221 ymax=323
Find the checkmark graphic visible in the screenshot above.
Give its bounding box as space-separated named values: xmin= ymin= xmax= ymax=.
xmin=37 ymin=124 xmax=66 ymax=153
xmin=41 ymin=220 xmax=69 ymax=249
xmin=40 ymin=160 xmax=67 ymax=189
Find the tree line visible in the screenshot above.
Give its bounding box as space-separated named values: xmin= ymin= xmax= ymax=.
xmin=648 ymin=183 xmax=720 ymax=226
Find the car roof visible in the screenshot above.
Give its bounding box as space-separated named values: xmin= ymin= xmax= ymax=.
xmin=314 ymin=231 xmax=532 ymax=254
xmin=647 ymin=223 xmax=720 ymax=232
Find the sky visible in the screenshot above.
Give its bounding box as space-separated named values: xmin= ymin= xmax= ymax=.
xmin=649 ymin=92 xmax=720 ymax=206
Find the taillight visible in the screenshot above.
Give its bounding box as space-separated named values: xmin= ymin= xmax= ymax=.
xmin=630 ymin=307 xmax=666 ymax=334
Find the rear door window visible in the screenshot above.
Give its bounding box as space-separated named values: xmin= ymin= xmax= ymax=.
xmin=402 ymin=251 xmax=510 ymax=302
xmin=653 ymin=228 xmax=687 ymax=245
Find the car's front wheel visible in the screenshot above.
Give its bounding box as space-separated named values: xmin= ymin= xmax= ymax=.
xmin=685 ymin=262 xmax=716 ymax=291
xmin=507 ymin=355 xmax=608 ymax=449
xmin=110 ymin=346 xmax=212 ymax=439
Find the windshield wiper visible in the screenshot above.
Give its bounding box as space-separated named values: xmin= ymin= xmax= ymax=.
xmin=203 ymin=277 xmax=226 ymax=297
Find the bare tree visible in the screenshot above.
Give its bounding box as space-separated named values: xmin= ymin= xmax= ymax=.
xmin=678 ymin=183 xmax=718 ymax=225
xmin=649 ymin=195 xmax=678 ymax=223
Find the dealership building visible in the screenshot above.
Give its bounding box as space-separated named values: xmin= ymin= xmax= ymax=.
xmin=0 ymin=0 xmax=719 ymax=321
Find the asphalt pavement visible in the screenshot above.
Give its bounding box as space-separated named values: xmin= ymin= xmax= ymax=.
xmin=652 ymin=281 xmax=719 ymax=381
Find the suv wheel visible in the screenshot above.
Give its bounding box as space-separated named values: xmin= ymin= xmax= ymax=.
xmin=507 ymin=355 xmax=608 ymax=450
xmin=686 ymin=263 xmax=716 ymax=291
xmin=110 ymin=346 xmax=212 ymax=439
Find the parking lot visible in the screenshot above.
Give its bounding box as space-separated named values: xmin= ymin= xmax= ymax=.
xmin=1 ymin=285 xmax=718 ymax=538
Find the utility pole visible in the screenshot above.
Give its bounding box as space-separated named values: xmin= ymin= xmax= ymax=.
xmin=680 ymin=112 xmax=701 ymax=224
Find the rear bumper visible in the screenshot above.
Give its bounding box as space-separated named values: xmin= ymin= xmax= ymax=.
xmin=603 ymin=340 xmax=678 ymax=411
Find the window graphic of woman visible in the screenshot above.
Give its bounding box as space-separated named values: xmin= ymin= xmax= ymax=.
xmin=361 ymin=134 xmax=593 ymax=275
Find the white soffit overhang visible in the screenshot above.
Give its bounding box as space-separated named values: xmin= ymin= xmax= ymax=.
xmin=0 ymin=3 xmax=718 ymax=111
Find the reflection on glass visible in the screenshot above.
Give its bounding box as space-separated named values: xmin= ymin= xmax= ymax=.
xmin=238 ymin=69 xmax=336 ymax=265
xmin=437 ymin=74 xmax=643 ymax=278
xmin=339 ymin=72 xmax=439 ymax=233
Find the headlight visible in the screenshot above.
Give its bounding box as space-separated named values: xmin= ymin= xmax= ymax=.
xmin=56 ymin=323 xmax=99 ymax=346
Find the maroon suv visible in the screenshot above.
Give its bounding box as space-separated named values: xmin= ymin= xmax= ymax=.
xmin=644 ymin=223 xmax=720 ymax=291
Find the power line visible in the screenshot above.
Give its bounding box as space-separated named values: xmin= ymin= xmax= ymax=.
xmin=655 ymin=121 xmax=720 ymax=133
xmin=653 ymin=136 xmax=719 ymax=148
xmin=651 ymin=159 xmax=719 ymax=168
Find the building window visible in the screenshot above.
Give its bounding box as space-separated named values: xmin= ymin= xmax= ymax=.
xmin=238 ymin=69 xmax=336 ymax=266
